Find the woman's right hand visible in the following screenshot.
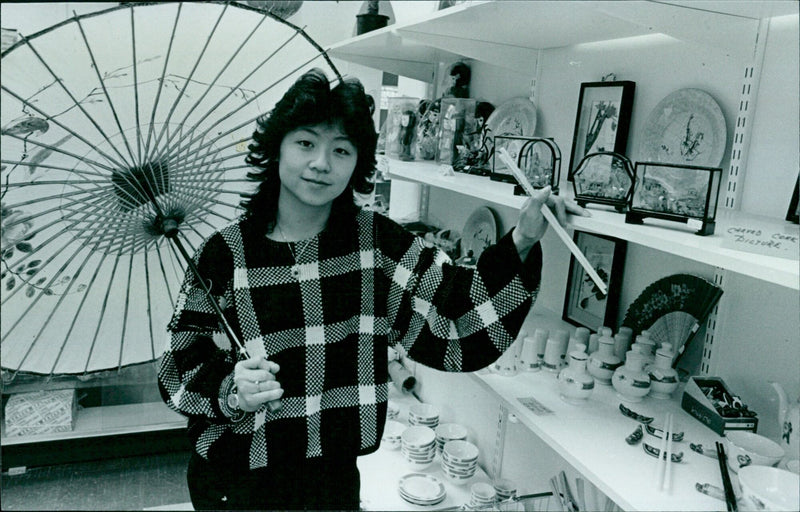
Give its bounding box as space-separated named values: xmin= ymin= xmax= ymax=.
xmin=234 ymin=356 xmax=283 ymax=412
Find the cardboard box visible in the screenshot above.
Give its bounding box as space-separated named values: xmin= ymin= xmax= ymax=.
xmin=681 ymin=377 xmax=758 ymax=435
xmin=4 ymin=389 xmax=77 ymax=437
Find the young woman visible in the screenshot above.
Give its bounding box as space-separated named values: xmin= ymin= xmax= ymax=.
xmin=158 ymin=68 xmax=585 ymax=510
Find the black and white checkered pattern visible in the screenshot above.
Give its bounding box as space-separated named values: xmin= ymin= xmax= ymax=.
xmin=158 ymin=209 xmax=541 ymax=470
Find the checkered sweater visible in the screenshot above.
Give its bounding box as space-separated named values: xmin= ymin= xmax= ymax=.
xmin=158 ymin=208 xmax=541 ymax=471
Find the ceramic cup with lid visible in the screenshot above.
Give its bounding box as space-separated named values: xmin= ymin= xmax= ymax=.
xmin=612 ymin=350 xmax=651 ymax=402
xmin=648 ymin=342 xmax=679 ymax=399
xmin=588 ymin=334 xmax=622 ymax=385
xmin=557 ymin=344 xmax=595 ymax=404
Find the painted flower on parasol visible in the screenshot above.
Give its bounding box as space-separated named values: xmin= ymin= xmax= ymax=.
xmin=0 ymin=2 xmax=341 ymax=378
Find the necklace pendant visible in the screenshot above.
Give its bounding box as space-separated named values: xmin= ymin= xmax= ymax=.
xmin=291 ymin=265 xmax=301 ymax=279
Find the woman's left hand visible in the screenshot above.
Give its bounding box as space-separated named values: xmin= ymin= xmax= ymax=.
xmin=512 ymin=186 xmax=588 ymax=257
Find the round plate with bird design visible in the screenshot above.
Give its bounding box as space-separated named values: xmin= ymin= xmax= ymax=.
xmin=639 ymin=88 xmax=727 ymax=167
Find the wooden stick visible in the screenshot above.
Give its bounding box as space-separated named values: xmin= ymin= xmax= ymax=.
xmin=655 ymin=413 xmax=670 ymax=490
xmin=663 ymin=414 xmax=674 ymax=492
xmin=498 ymin=148 xmax=607 ymax=295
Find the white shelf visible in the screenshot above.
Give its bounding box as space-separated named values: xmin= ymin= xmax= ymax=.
xmin=329 ymin=1 xmax=797 ymax=78
xmin=1 ymin=401 xmax=186 ymax=446
xmin=472 ymin=370 xmax=727 ymax=512
xmin=386 ymin=157 xmax=800 ymax=290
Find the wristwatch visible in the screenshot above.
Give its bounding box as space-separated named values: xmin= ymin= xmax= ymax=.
xmin=219 ymin=373 xmax=246 ymax=422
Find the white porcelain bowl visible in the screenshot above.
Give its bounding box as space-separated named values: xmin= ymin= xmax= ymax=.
xmin=443 ymin=440 xmax=479 ymax=463
xmin=381 ymin=419 xmax=405 ymax=450
xmin=724 ymin=431 xmax=785 ymax=473
xmin=737 ymin=465 xmax=800 ymax=511
xmin=402 ymin=426 xmax=436 ymax=448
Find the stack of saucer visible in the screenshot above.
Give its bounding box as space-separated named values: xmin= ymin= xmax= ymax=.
xmin=398 ymin=473 xmax=446 ymax=506
xmin=469 ymin=482 xmax=497 ymax=509
xmin=408 ymin=403 xmax=440 ymax=429
xmin=401 ymin=426 xmax=436 ymax=470
xmin=435 ymin=423 xmax=468 ymax=454
xmin=381 ymin=419 xmax=405 ymax=450
xmin=441 ymin=440 xmax=479 ymax=484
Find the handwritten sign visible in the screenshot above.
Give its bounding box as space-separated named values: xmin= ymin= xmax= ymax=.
xmin=720 ymin=223 xmax=799 ymax=260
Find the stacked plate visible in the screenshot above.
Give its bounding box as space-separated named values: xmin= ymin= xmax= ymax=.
xmin=408 ymin=403 xmax=440 ymax=429
xmin=382 ymin=419 xmax=405 ymax=450
xmin=435 ymin=423 xmax=468 ymax=454
xmin=398 ymin=473 xmax=446 ymax=506
xmin=401 ymin=426 xmax=437 ymax=470
xmin=441 ymin=440 xmax=479 ymax=484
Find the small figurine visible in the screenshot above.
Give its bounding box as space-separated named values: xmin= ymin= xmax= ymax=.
xmin=398 ymin=109 xmax=417 ymax=161
xmin=416 ymin=99 xmax=440 ymax=160
xmin=443 ymin=61 xmax=471 ymax=98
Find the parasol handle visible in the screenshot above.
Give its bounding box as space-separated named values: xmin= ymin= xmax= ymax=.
xmin=166 ymin=228 xmax=282 ymax=413
xmin=498 ymin=148 xmax=608 ymax=296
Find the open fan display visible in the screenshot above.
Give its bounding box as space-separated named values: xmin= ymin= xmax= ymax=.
xmin=622 ymin=274 xmax=723 ymax=359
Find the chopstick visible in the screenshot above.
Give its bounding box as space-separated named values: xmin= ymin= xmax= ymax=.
xmin=663 ymin=414 xmax=674 ymax=492
xmin=655 ymin=413 xmax=670 ymax=490
xmin=497 ymin=148 xmax=607 ymax=295
xmin=716 ymin=441 xmax=738 ymax=512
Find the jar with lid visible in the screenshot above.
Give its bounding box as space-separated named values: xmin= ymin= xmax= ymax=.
xmin=558 ymin=344 xmax=595 ymax=404
xmin=587 ymin=335 xmax=622 ymax=385
xmin=612 ymin=350 xmax=651 ymax=402
xmin=648 ymin=343 xmax=679 ymax=399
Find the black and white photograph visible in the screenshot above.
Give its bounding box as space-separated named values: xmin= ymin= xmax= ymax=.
xmin=1 ymin=2 xmax=798 ymax=511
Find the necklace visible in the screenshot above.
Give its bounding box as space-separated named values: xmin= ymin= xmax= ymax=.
xmin=276 ymin=223 xmax=311 ymax=279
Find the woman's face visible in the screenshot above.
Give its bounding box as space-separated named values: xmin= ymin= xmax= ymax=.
xmin=278 ymin=122 xmax=358 ymax=209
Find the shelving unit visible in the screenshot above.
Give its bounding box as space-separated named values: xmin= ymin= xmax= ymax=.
xmin=330 ymin=1 xmax=798 ymax=510
xmin=328 ymin=1 xmax=797 ymax=80
xmin=385 ymin=157 xmax=799 ymax=290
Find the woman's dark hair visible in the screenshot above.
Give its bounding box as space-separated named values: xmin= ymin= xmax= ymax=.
xmin=241 ymin=68 xmax=377 ymax=229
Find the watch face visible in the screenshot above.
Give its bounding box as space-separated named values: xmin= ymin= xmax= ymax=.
xmin=227 ymin=392 xmax=239 ymax=410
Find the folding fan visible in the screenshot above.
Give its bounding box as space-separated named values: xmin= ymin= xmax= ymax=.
xmin=622 ymin=274 xmax=723 ymax=358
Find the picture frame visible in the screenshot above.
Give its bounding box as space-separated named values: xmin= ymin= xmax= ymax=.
xmin=562 ymin=231 xmax=627 ymax=331
xmin=625 ymin=161 xmax=722 ymax=236
xmin=490 ymin=136 xmax=561 ymax=194
xmin=567 ymin=81 xmax=635 ymax=181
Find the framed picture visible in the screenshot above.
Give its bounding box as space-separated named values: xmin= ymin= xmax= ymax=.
xmin=626 ymin=161 xmax=722 ymax=236
xmin=562 ymin=231 xmax=627 ymax=331
xmin=567 ymin=81 xmax=635 ymax=181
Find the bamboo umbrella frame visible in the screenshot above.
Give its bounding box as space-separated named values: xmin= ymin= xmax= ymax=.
xmin=0 ymin=1 xmax=342 ymax=381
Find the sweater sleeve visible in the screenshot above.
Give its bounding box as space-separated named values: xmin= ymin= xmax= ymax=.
xmin=377 ymin=215 xmax=541 ymax=372
xmin=157 ymin=232 xmax=238 ymax=423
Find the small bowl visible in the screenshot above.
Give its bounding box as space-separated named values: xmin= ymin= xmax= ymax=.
xmin=443 ymin=439 xmax=479 ymax=462
xmin=409 ymin=403 xmax=440 ymax=421
xmin=381 ymin=420 xmax=405 ymax=450
xmin=724 ymin=431 xmax=784 ymax=473
xmin=401 ymin=425 xmax=436 ymax=448
xmin=737 ymin=465 xmax=800 ymax=511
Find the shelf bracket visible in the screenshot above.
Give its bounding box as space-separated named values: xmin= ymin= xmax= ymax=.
xmin=489 ymin=401 xmax=510 ymax=479
xmin=700 ymin=268 xmax=728 ymax=376
xmin=723 ymin=17 xmax=770 ymax=211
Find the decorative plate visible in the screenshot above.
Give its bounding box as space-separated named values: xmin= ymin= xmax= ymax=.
xmin=461 ymin=206 xmax=498 ymax=261
xmin=486 ymin=97 xmax=537 ymax=139
xmin=639 ymin=88 xmax=727 ymax=167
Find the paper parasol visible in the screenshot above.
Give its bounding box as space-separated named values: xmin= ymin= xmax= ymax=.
xmin=0 ymin=2 xmax=341 ymax=377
